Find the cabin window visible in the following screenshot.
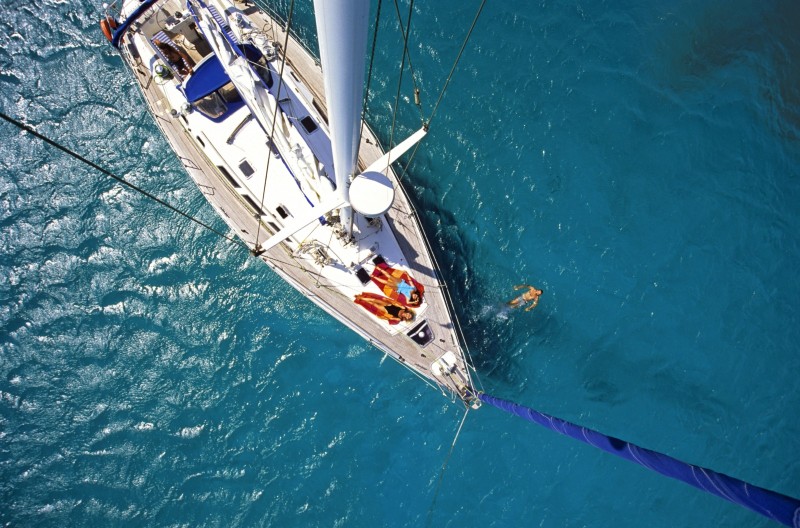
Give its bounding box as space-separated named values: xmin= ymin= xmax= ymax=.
xmin=300 ymin=116 xmax=318 ymax=134
xmin=194 ymin=82 xmax=241 ymax=119
xmin=126 ymin=43 xmax=140 ymax=60
xmin=196 ymin=135 xmax=205 ymax=147
xmin=312 ymin=100 xmax=328 ymax=124
xmin=276 ymin=205 xmax=290 ymax=219
xmin=194 ymin=92 xmax=227 ymax=119
xmin=244 ymin=195 xmax=264 ymax=216
xmin=218 ymin=165 xmax=240 ymax=188
xmin=267 ymin=222 xmax=280 ymax=233
xmin=238 ymin=160 xmax=255 ymax=178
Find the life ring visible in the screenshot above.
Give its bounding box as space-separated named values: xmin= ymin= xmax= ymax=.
xmin=99 ymin=16 xmax=118 ymax=42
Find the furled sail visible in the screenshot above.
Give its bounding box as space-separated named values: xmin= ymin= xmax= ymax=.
xmin=479 ymin=393 xmax=800 ymax=527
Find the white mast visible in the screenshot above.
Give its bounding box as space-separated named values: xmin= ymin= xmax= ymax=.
xmin=313 ymin=0 xmax=371 ymax=237
xmin=251 ymin=0 xmax=427 ymax=254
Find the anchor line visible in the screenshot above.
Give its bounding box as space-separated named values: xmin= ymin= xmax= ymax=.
xmin=426 ymin=404 xmax=471 ymax=528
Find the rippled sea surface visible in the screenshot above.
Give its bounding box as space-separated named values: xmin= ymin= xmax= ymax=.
xmin=1 ymin=0 xmax=799 ymax=526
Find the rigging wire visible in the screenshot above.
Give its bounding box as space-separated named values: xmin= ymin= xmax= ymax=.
xmin=253 ymin=0 xmax=295 ymax=250
xmin=387 ymin=0 xmax=418 ymax=153
xmin=380 ymin=0 xmax=489 ymax=391
xmin=355 ymin=0 xmax=383 ymax=169
xmin=0 ymin=111 xmax=247 ymax=250
xmin=378 ymin=7 xmax=491 ymax=397
xmin=426 ymin=0 xmax=487 ymax=128
xmin=425 ymin=405 xmax=471 ymax=528
xmin=389 ymin=0 xmax=488 ymax=183
xmin=389 ymin=0 xmax=425 ymax=123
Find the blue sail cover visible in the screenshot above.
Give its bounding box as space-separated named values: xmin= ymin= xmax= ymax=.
xmin=479 ymin=393 xmax=800 ymax=527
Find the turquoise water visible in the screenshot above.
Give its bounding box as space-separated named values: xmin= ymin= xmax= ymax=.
xmin=1 ymin=0 xmax=799 ymax=526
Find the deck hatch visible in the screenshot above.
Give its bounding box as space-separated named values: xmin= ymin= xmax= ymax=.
xmin=238 ymin=160 xmax=254 ymax=178
xmin=407 ymin=320 xmax=434 ymax=347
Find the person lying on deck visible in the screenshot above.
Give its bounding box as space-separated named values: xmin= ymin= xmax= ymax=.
xmin=354 ymin=292 xmax=415 ymax=325
xmin=370 ymin=262 xmax=424 ymax=307
xmin=508 ymin=284 xmax=543 ymax=312
xmin=154 ymin=40 xmax=195 ymax=76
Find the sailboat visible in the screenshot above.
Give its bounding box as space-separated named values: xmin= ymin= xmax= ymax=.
xmin=4 ymin=1 xmax=793 ymax=523
xmin=98 ymin=0 xmax=480 ymax=406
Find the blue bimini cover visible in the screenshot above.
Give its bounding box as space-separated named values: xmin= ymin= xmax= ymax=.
xmin=183 ymin=54 xmax=231 ymax=103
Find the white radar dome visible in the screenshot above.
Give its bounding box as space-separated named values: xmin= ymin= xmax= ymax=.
xmin=348 ymin=171 xmax=395 ymax=218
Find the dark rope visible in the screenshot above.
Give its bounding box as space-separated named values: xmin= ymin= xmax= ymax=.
xmin=0 ymin=111 xmax=247 ymax=249
xmin=425 ymin=404 xmax=471 ymax=528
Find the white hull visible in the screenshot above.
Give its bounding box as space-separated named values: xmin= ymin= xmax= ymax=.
xmin=102 ymin=0 xmax=479 ymax=405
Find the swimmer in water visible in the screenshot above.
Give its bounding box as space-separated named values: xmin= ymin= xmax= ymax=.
xmin=507 ymin=284 xmax=543 ymax=312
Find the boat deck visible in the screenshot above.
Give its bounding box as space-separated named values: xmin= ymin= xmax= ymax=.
xmin=115 ymin=0 xmax=477 ymax=402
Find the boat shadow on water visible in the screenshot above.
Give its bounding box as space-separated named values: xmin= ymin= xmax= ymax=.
xmin=467 ymin=305 xmax=562 ymax=389
xmin=423 ymin=205 xmax=564 ymax=388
